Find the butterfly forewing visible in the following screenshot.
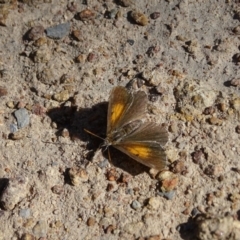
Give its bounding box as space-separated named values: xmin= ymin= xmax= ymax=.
xmin=107 ymin=86 xmax=147 ymax=135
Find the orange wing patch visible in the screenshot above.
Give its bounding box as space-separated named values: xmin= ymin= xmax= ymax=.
xmin=111 ymin=103 xmax=125 ymax=127
xmin=124 ymin=145 xmax=151 ymax=159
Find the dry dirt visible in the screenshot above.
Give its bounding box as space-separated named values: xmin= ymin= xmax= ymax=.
xmin=0 ymin=0 xmax=240 ymax=240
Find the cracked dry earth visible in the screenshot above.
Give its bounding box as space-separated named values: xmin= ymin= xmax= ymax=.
xmin=0 ymin=0 xmax=240 ymax=240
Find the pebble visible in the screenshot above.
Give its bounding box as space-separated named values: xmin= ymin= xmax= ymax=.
xmin=19 ymin=208 xmax=31 ymax=218
xmin=87 ymin=217 xmax=96 ymax=226
xmin=32 ymin=220 xmax=48 ymax=238
xmin=14 ymin=108 xmax=30 ymax=128
xmin=147 ymin=197 xmax=161 ymax=210
xmin=208 ymin=116 xmax=223 ymax=125
xmin=6 ymin=101 xmax=15 ymax=108
xmin=157 ymin=190 xmax=176 ymax=200
xmin=9 ymin=123 xmax=18 ymax=133
xmin=72 ymin=29 xmax=82 ymax=41
xmin=9 ymin=128 xmax=27 ymax=140
xmin=117 ymin=0 xmax=134 ymax=7
xmin=230 ymin=78 xmax=240 ymax=86
xmin=131 ymin=200 xmax=141 ymax=210
xmin=53 ymin=90 xmax=70 ymax=102
xmin=51 ymin=185 xmax=64 ymax=195
xmin=76 ymin=54 xmax=87 ymax=63
xmin=236 ymin=125 xmax=240 ymax=134
xmin=78 ymin=9 xmax=95 ymax=21
xmin=0 ymin=86 xmax=8 ymax=97
xmin=98 ymin=159 xmax=109 ymax=168
xmin=61 ymin=128 xmax=70 ymax=138
xmin=21 ymin=233 xmax=35 ymax=240
xmin=68 ymin=167 xmax=88 ymax=186
xmin=46 ymin=22 xmax=70 ymax=39
xmin=27 ymin=25 xmax=44 ymax=41
xmin=1 ymin=176 xmax=28 ymax=210
xmin=157 ymin=170 xmax=179 ymax=192
xmin=231 ymin=98 xmax=240 ymax=110
xmin=130 ymin=10 xmax=148 ymax=26
xmin=150 ymin=12 xmax=160 ymax=20
xmin=33 ymin=47 xmax=51 ymax=63
xmin=87 ymin=52 xmax=98 ymax=63
xmin=233 ymin=25 xmax=240 ymax=35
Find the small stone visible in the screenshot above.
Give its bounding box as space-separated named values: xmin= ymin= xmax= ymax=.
xmin=233 ymin=25 xmax=240 ymax=35
xmin=203 ymin=106 xmax=215 ymax=115
xmin=27 ymin=25 xmax=44 ymax=41
xmin=1 ymin=176 xmax=28 ymax=210
xmin=106 ymin=168 xmax=118 ymax=181
xmin=45 ymin=22 xmax=70 ymax=39
xmin=192 ymin=150 xmax=205 ymax=164
xmin=33 ymin=37 xmax=47 ymax=47
xmin=72 ymin=29 xmax=82 ymax=41
xmin=157 ymin=190 xmax=176 ymax=200
xmin=32 ymin=220 xmax=48 ymax=238
xmin=118 ymin=173 xmax=131 ymax=183
xmin=150 ymin=12 xmax=160 ymax=20
xmin=9 ymin=128 xmax=27 ymax=140
xmin=204 ymin=164 xmax=223 ymax=177
xmin=230 ymin=78 xmax=240 ymax=86
xmin=105 ymin=225 xmax=116 ymax=234
xmin=21 ymin=233 xmax=35 ymax=240
xmin=87 ymin=217 xmax=96 ymax=226
xmin=53 ymin=90 xmax=69 ymax=102
xmin=51 ymin=185 xmax=64 ymax=195
xmin=6 ymin=101 xmax=15 ymax=108
xmin=157 ymin=171 xmax=179 ymax=192
xmin=31 ymin=104 xmax=46 ymax=116
xmin=14 ymin=108 xmax=30 ymax=128
xmin=98 ymin=159 xmax=109 ymax=168
xmin=231 ymin=98 xmax=240 ymax=110
xmin=68 ymin=167 xmax=88 ymax=186
xmin=0 ymin=86 xmax=7 ymax=97
xmin=87 ymin=52 xmax=98 ymax=62
xmin=33 ymin=47 xmax=51 ymax=63
xmin=236 ymin=125 xmax=240 ymax=134
xmin=147 ymin=197 xmax=161 ymax=210
xmin=67 ymin=1 xmax=77 ymax=12
xmin=117 ymin=0 xmax=134 ymax=7
xmin=19 ymin=208 xmax=31 ymax=219
xmin=106 ymin=183 xmax=114 ymax=192
xmin=170 ymin=160 xmax=187 ymax=174
xmin=61 ymin=128 xmax=70 ymax=138
xmin=146 ymin=235 xmax=161 ymax=240
xmin=130 ymin=10 xmax=148 ymax=26
xmin=208 ymin=116 xmax=223 ymax=125
xmin=131 ymin=200 xmax=141 ymax=210
xmin=9 ymin=123 xmax=18 ymax=133
xmin=75 ymin=54 xmax=87 ymax=63
xmin=78 ymin=9 xmax=95 ymax=21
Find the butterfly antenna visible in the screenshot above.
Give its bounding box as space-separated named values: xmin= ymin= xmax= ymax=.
xmin=84 ymin=128 xmax=105 ymax=141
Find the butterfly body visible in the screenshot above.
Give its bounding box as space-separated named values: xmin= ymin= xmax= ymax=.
xmin=103 ymin=86 xmax=168 ymax=170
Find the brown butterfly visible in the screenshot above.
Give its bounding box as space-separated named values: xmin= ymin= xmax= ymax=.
xmin=85 ymin=86 xmax=168 ymax=170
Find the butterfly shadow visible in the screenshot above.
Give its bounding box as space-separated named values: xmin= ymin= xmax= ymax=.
xmin=47 ymin=101 xmax=147 ymax=176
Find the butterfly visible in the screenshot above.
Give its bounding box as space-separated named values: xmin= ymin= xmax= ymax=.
xmin=85 ymin=86 xmax=168 ymax=170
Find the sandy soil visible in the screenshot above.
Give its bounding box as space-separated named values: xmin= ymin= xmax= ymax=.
xmin=0 ymin=0 xmax=240 ymax=239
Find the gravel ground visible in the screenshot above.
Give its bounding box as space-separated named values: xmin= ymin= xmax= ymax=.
xmin=0 ymin=0 xmax=240 ymax=240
